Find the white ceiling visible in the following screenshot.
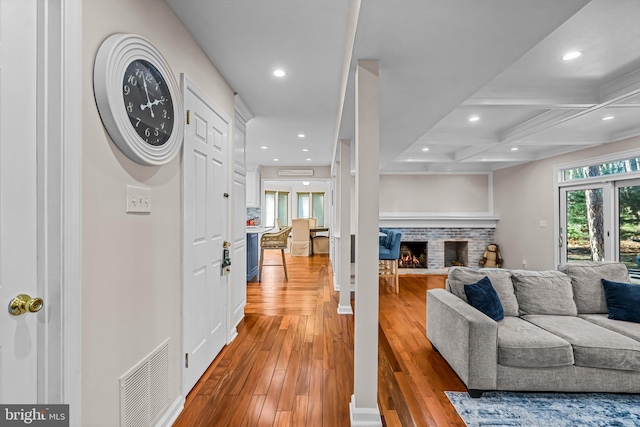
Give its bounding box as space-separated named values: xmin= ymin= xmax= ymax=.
xmin=167 ymin=0 xmax=640 ymax=173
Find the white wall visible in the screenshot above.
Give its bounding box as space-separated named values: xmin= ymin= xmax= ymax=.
xmin=494 ymin=136 xmax=640 ymax=270
xmin=350 ymin=174 xmax=491 ymax=229
xmin=82 ymin=0 xmax=234 ymax=425
xmin=379 ymin=174 xmax=489 ymax=213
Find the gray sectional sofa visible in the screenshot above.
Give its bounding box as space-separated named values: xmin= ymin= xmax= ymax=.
xmin=426 ymin=262 xmax=640 ymax=397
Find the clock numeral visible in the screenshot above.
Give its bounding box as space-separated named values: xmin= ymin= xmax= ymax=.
xmin=146 ymin=73 xmax=153 ymax=84
xmin=155 ymin=82 xmax=161 ymax=91
xmin=162 ymin=110 xmax=168 ymax=119
xmin=135 ymin=118 xmax=141 ymax=128
xmin=135 ymin=68 xmax=144 ymax=79
xmin=127 ymin=74 xmax=137 ymax=86
xmin=160 ymin=122 xmax=165 ymax=130
xmin=124 ymin=85 xmax=130 ymax=95
xmin=154 ymin=128 xmax=159 ymax=137
xmin=127 ymin=102 xmax=133 ymax=113
xmin=145 ymin=128 xmax=151 ymax=138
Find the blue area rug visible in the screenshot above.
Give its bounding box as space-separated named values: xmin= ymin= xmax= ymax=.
xmin=445 ymin=391 xmax=640 ymax=426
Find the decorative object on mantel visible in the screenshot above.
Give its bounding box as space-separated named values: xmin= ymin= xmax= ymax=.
xmin=479 ymin=243 xmax=502 ymax=268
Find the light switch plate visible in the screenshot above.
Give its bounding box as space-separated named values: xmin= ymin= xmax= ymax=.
xmin=126 ymin=185 xmax=151 ymax=213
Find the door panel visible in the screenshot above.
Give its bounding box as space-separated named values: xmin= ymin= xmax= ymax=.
xmin=560 ymin=184 xmax=613 ymax=264
xmin=0 ymin=0 xmax=38 ymax=403
xmin=183 ymin=83 xmax=229 ymax=394
xmin=616 ymin=179 xmax=640 ymax=277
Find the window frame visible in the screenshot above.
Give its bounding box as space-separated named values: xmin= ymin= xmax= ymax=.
xmin=264 ymin=190 xmax=290 ymax=228
xmin=296 ymin=191 xmax=325 ymax=226
xmin=555 ymin=147 xmax=640 ymax=267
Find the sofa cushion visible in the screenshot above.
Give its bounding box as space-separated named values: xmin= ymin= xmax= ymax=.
xmin=580 ymin=314 xmax=640 ymax=342
xmin=464 ymin=277 xmax=504 ymax=321
xmin=448 ymin=267 xmax=519 ymax=317
xmin=602 ymin=279 xmax=640 ymax=323
xmin=511 ymin=270 xmax=577 ymax=316
xmin=497 ymin=317 xmax=573 ymax=368
xmin=523 ymin=315 xmax=640 ymax=372
xmin=558 ymin=262 xmax=631 ymax=314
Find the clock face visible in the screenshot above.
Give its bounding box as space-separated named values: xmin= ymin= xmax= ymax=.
xmin=123 ymin=59 xmax=174 ymax=146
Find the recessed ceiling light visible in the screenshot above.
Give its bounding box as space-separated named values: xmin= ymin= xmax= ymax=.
xmin=602 ymin=115 xmax=615 ymax=121
xmin=298 ymin=133 xmax=306 ymax=138
xmin=261 ymin=146 xmax=268 ymax=150
xmin=469 ymin=116 xmax=480 ymax=122
xmin=306 ymin=158 xmax=311 ymax=161
xmin=302 ymin=181 xmax=310 ymax=186
xmin=273 ymin=69 xmax=286 ymax=77
xmin=562 ymin=51 xmax=582 ymax=61
xmin=422 ymin=147 xmax=430 ymax=152
xmin=273 ymin=158 xmax=279 ymax=161
xmin=511 ymin=147 xmax=519 ymax=151
xmin=302 ymin=148 xmax=309 ymax=152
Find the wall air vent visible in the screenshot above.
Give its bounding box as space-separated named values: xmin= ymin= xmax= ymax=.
xmin=120 ymin=339 xmax=170 ymax=427
xmin=277 ymin=169 xmax=314 ymax=176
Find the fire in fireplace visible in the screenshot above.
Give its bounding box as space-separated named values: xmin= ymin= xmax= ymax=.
xmin=399 ymin=242 xmax=427 ymax=268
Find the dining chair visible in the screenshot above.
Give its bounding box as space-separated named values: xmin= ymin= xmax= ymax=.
xmin=379 ymin=229 xmax=402 ymax=293
xmin=291 ymin=219 xmax=311 ymax=256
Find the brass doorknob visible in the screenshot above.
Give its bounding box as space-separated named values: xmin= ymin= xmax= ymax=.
xmin=8 ymin=294 xmax=43 ymax=316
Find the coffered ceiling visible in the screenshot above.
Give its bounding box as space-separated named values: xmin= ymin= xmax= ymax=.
xmin=167 ymin=0 xmax=640 ymax=173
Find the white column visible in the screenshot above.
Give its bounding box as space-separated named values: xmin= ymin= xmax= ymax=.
xmin=350 ymin=60 xmax=382 ymax=426
xmin=338 ymin=139 xmax=353 ymax=314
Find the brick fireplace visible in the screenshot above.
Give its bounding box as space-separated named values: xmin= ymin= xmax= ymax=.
xmin=396 ymin=227 xmax=495 ymax=269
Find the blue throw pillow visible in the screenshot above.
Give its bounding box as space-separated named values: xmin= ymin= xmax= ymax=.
xmin=464 ymin=276 xmax=504 ymax=321
xmin=601 ymin=279 xmax=640 ymax=323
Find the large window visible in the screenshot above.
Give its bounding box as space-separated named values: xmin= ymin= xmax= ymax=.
xmin=558 ymin=153 xmax=640 ymax=281
xmin=561 ymin=156 xmax=640 ymax=182
xmin=297 ymin=192 xmax=325 ymax=226
xmin=264 ymin=190 xmax=289 ymax=228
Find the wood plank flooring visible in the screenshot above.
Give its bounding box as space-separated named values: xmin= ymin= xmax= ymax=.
xmin=173 ymin=252 xmax=466 ymax=426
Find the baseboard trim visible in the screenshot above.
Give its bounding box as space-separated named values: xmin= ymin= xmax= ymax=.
xmin=349 ymin=395 xmax=382 ymax=426
xmin=155 ymin=395 xmax=184 ymax=427
xmin=337 ymin=304 xmax=353 ymax=315
xmin=227 ymin=327 xmax=239 ymax=344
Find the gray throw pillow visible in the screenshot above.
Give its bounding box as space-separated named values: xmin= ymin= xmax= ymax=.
xmin=511 ymin=270 xmax=577 ymax=316
xmin=558 ymin=262 xmax=631 ymax=314
xmin=448 ymin=267 xmax=519 ymax=317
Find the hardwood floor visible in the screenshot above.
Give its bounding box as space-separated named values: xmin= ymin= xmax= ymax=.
xmin=173 ymin=252 xmax=466 ymax=426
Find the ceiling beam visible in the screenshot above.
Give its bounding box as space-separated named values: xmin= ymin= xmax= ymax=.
xmin=600 ymin=68 xmax=640 ymax=103
xmin=465 ymin=86 xmax=598 ymax=108
xmin=500 ymin=109 xmax=584 ymax=144
xmin=453 ymin=144 xmax=499 ymax=162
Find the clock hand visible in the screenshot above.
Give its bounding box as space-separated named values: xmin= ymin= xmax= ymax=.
xmin=140 ymin=75 xmax=155 ymax=118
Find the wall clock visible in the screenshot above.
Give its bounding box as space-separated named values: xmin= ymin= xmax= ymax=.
xmin=94 ymin=34 xmax=184 ymax=165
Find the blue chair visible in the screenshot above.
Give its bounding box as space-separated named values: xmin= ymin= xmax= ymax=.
xmin=379 ymin=229 xmax=402 ymax=293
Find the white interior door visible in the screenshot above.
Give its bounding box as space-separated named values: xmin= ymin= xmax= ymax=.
xmin=0 ymin=0 xmax=39 ymax=403
xmin=182 ymin=77 xmax=229 ymax=394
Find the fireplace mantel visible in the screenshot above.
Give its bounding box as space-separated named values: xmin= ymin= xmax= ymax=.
xmin=379 ymin=213 xmax=499 ymax=229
